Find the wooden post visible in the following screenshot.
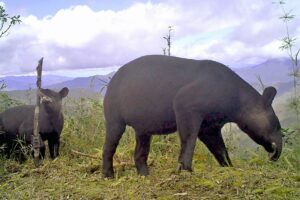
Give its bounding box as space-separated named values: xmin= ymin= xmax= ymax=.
xmin=32 ymin=57 xmax=43 ymax=167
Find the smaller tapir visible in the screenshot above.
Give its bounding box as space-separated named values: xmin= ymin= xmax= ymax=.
xmin=0 ymin=87 xmax=69 ymax=160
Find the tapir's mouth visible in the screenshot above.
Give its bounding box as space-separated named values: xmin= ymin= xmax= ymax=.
xmin=268 ymin=142 xmax=281 ymax=161
xmin=269 ymin=151 xmax=279 ymax=161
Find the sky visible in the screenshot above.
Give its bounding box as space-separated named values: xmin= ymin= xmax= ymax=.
xmin=0 ymin=0 xmax=300 ymax=77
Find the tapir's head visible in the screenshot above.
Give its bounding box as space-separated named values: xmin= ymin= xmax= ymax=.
xmin=238 ymin=87 xmax=283 ymax=161
xmin=38 ymin=87 xmax=69 ymax=113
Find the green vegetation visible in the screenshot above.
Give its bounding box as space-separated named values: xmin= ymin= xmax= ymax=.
xmin=0 ymin=4 xmax=21 ymax=38
xmin=0 ymin=81 xmax=23 ymax=112
xmin=0 ymin=93 xmax=22 ymax=113
xmin=0 ymin=6 xmax=22 ymax=113
xmin=0 ymin=96 xmax=299 ymax=199
xmin=275 ymin=0 xmax=300 ymax=126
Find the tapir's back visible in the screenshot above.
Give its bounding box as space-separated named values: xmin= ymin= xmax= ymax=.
xmin=0 ymin=105 xmax=34 ymax=134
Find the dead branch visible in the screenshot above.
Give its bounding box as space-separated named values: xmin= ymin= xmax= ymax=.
xmin=71 ymin=149 xmax=99 ymax=159
xmin=32 ymin=57 xmax=43 ymax=167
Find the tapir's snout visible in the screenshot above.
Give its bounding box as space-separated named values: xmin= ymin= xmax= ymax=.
xmin=38 ymin=89 xmax=53 ymax=103
xmin=268 ymin=131 xmax=283 ymax=161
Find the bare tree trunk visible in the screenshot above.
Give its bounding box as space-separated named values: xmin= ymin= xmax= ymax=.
xmin=162 ymin=48 xmax=166 ymax=56
xmin=32 ymin=57 xmax=43 ymax=167
xmin=163 ymin=26 xmax=173 ymax=56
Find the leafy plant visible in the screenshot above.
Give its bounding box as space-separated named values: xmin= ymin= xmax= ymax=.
xmin=275 ymin=0 xmax=300 ymax=126
xmin=0 ymin=6 xmax=22 ymax=111
xmin=0 ymin=93 xmax=23 ymax=112
xmin=274 ymin=0 xmax=300 ymax=174
xmin=0 ymin=81 xmax=23 ymax=112
xmin=0 ymin=4 xmax=21 ymax=38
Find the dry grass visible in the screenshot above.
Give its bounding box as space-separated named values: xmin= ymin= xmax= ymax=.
xmin=0 ymin=97 xmax=299 ymax=199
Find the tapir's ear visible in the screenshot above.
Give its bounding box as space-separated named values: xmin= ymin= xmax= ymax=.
xmin=59 ymin=87 xmax=69 ymax=98
xmin=262 ymin=87 xmax=277 ymax=107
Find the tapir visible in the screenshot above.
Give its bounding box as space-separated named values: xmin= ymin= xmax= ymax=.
xmin=102 ymin=55 xmax=283 ymax=178
xmin=0 ymin=87 xmax=69 ymax=160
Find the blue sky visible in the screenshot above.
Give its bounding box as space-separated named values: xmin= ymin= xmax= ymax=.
xmin=4 ymin=0 xmax=160 ymax=18
xmin=0 ymin=0 xmax=299 ymax=77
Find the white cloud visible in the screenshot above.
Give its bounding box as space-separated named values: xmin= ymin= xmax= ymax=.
xmin=0 ymin=2 xmax=182 ymax=75
xmin=0 ymin=2 xmax=5 ymax=8
xmin=0 ymin=0 xmax=299 ymax=76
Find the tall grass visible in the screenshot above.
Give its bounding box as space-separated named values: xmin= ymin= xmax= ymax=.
xmin=0 ymin=96 xmax=299 ymax=199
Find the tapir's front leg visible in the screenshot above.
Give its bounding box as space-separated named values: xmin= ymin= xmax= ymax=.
xmin=198 ymin=123 xmax=232 ymax=166
xmin=48 ymin=138 xmax=55 ymax=159
xmin=48 ymin=132 xmax=60 ymax=159
xmin=39 ymin=140 xmax=46 ymax=159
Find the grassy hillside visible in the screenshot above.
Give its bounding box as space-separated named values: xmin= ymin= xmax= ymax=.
xmin=0 ymin=96 xmax=299 ymax=199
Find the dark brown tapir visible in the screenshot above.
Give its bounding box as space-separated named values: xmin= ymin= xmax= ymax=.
xmin=102 ymin=55 xmax=282 ymax=178
xmin=0 ymin=88 xmax=69 ymax=161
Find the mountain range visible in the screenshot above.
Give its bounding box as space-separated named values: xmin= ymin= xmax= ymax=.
xmin=0 ymin=58 xmax=296 ymax=96
xmin=233 ymin=58 xmax=293 ymax=85
xmin=1 ymin=75 xmax=73 ymax=91
xmin=233 ymin=58 xmax=294 ymax=95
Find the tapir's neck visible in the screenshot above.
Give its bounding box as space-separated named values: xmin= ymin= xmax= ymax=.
xmin=40 ymin=104 xmax=62 ymax=124
xmin=233 ymin=82 xmax=262 ymax=122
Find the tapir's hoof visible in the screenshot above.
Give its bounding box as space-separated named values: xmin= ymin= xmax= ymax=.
xmin=103 ymin=170 xmax=114 ymax=179
xmin=34 ymin=157 xmax=41 ymax=167
xmin=176 ymin=163 xmax=193 ymax=173
xmin=137 ymin=166 xmax=149 ymax=176
xmin=176 ymin=163 xmax=182 ymax=173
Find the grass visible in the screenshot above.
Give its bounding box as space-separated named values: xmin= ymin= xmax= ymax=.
xmin=0 ymin=97 xmax=299 ymax=199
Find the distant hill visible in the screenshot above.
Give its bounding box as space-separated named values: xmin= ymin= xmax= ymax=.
xmin=48 ymin=72 xmax=115 ymax=95
xmin=231 ymin=58 xmax=295 ymax=96
xmin=233 ymin=58 xmax=293 ymax=86
xmin=1 ymin=75 xmax=73 ymax=91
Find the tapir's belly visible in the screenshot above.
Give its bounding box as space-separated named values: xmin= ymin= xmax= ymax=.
xmin=123 ymin=99 xmax=178 ymax=134
xmin=131 ymin=121 xmax=177 ymax=135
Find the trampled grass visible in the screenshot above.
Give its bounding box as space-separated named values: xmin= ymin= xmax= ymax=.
xmin=0 ymin=97 xmax=299 ymax=199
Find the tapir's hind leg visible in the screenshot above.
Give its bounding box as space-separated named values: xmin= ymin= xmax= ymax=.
xmin=102 ymin=121 xmax=126 ymax=178
xmin=134 ymin=133 xmax=152 ymax=176
xmin=198 ymin=123 xmax=232 ymax=166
